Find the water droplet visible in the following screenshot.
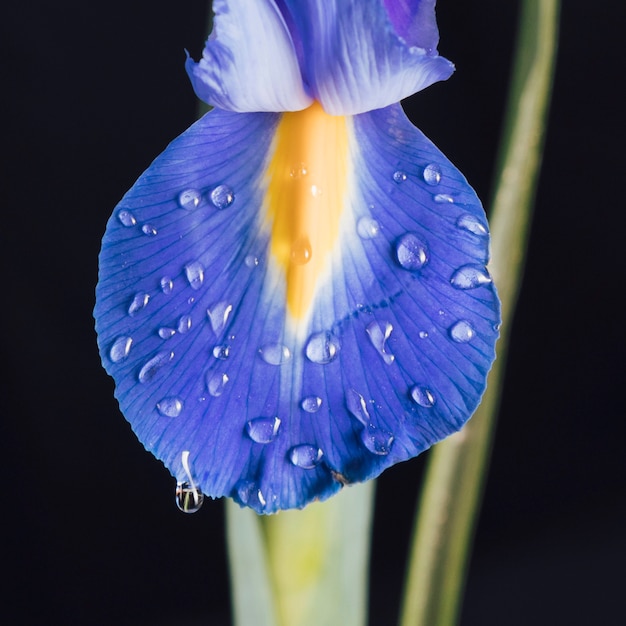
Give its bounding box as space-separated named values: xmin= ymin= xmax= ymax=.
xmin=346 ymin=388 xmax=371 ymax=425
xmin=301 ymin=396 xmax=322 ymax=413
xmin=160 ymin=276 xmax=174 ymax=294
xmin=177 ymin=188 xmax=202 ymax=210
xmin=235 ymin=480 xmax=266 ymax=509
xmin=418 ymin=330 xmax=429 ymax=339
xmin=410 ymin=385 xmax=436 ymax=408
xmin=212 ymin=344 xmax=230 ymax=360
xmin=450 ymin=265 xmax=492 ymax=289
xmin=449 ymin=320 xmax=476 ymax=343
xmin=141 ymin=223 xmax=157 ymax=236
xmin=290 ymin=237 xmax=312 ymax=265
xmin=365 ymin=321 xmax=395 ymax=365
xmin=207 ymin=372 xmax=229 ymax=397
xmin=245 ymin=255 xmax=259 ymax=268
xmin=210 ymin=184 xmax=235 ymax=209
xmin=395 ymin=233 xmax=428 ymax=270
xmin=177 ymin=315 xmax=192 ymax=334
xmin=128 ymin=292 xmax=150 ymax=316
xmin=138 ymin=351 xmax=174 ymax=383
xmin=158 ymin=327 xmax=176 ymax=339
xmin=289 ymin=445 xmax=323 ymax=469
xmin=188 ymin=297 xmax=196 ymax=305
xmin=310 ymin=184 xmax=322 ymax=197
xmin=361 ymin=424 xmax=394 ymax=455
xmin=157 ymin=396 xmax=183 ymax=417
xmin=207 ymin=301 xmax=233 ymax=334
xmin=176 ymin=450 xmax=204 ymax=513
xmin=357 ymin=216 xmax=380 ymax=239
xmin=289 ymin=163 xmax=308 ymax=178
xmin=117 ymin=209 xmax=136 ymax=227
xmin=246 ymin=417 xmax=281 ymax=444
xmin=457 ymin=214 xmax=488 ymax=236
xmin=434 ymin=193 xmax=454 ymax=203
xmin=109 ymin=336 xmax=133 ymax=362
xmin=423 ymin=163 xmax=442 ymax=186
xmin=259 ymin=343 xmax=291 ymax=365
xmin=393 ymin=170 xmax=407 ymax=183
xmin=305 ymin=331 xmax=341 ymax=364
xmin=184 ymin=261 xmax=205 ymax=290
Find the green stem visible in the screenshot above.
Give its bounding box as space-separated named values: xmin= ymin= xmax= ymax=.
xmin=399 ymin=2 xmax=560 ymax=625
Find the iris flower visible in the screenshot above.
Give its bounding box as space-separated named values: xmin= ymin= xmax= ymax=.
xmin=95 ymin=0 xmax=500 ymax=515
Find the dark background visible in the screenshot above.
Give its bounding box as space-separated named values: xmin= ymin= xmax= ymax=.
xmin=2 ymin=1 xmax=624 ymax=624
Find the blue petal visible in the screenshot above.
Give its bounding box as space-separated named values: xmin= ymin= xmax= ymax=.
xmin=280 ymin=0 xmax=454 ymax=115
xmin=95 ymin=104 xmax=499 ymax=514
xmin=382 ymin=0 xmax=441 ymax=51
xmin=186 ymin=0 xmax=312 ymax=112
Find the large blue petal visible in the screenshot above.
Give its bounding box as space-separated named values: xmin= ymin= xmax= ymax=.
xmin=95 ymin=104 xmax=499 ymax=514
xmin=280 ymin=0 xmax=454 ymax=115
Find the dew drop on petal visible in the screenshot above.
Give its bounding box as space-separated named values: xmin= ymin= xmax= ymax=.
xmin=117 ymin=209 xmax=136 ymax=227
xmin=259 ymin=343 xmax=291 ymax=365
xmin=361 ymin=424 xmax=394 ymax=455
xmin=207 ymin=301 xmax=233 ymax=334
xmin=177 ymin=315 xmax=192 ymax=334
xmin=141 ymin=223 xmax=158 ymax=236
xmin=457 ymin=214 xmax=488 ymax=236
xmin=245 ymin=255 xmax=259 ymax=268
xmin=128 ymin=292 xmax=150 ymax=316
xmin=210 ymin=184 xmax=235 ymax=209
xmin=393 ymin=170 xmax=407 ymax=183
xmin=357 ymin=217 xmax=380 ymax=239
xmin=246 ymin=416 xmax=281 ymax=444
xmin=366 ymin=321 xmax=395 ymax=365
xmin=212 ymin=344 xmax=231 ymax=360
xmin=423 ymin=163 xmax=442 ymax=186
xmin=434 ymin=193 xmax=454 ymax=203
xmin=185 ymin=261 xmax=205 ymax=290
xmin=160 ymin=276 xmax=174 ymax=294
xmin=157 ymin=396 xmax=183 ymax=417
xmin=395 ymin=233 xmax=428 ymax=271
xmin=158 ymin=327 xmax=176 ymax=339
xmin=138 ymin=351 xmax=174 ymax=383
xmin=175 ymin=451 xmax=204 ymax=513
xmin=177 ymin=188 xmax=202 ymax=210
xmin=207 ymin=372 xmax=229 ymax=397
xmin=290 ymin=237 xmax=312 ymax=265
xmin=450 ymin=265 xmax=492 ymax=289
xmin=449 ymin=320 xmax=476 ymax=343
xmin=301 ymin=396 xmax=322 ymax=413
xmin=305 ymin=331 xmax=341 ymax=364
xmin=346 ymin=388 xmax=371 ymax=426
xmin=289 ymin=445 xmax=323 ymax=469
xmin=235 ymin=480 xmax=266 ymax=509
xmin=410 ymin=385 xmax=436 ymax=408
xmin=109 ymin=336 xmax=133 ymax=362
xmin=418 ymin=330 xmax=429 ymax=339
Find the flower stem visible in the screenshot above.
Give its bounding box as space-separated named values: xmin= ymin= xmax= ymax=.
xmin=399 ymin=1 xmax=560 ymax=625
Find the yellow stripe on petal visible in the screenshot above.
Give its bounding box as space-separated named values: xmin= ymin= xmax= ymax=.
xmin=265 ymin=102 xmax=350 ymax=320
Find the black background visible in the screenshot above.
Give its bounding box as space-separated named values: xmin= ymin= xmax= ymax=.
xmin=3 ymin=1 xmax=624 ymax=624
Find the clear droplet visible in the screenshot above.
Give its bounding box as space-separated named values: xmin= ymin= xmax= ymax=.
xmin=117 ymin=209 xmax=136 ymax=227
xmin=395 ymin=233 xmax=428 ymax=270
xmin=289 ymin=445 xmax=323 ymax=469
xmin=175 ymin=481 xmax=204 ymax=513
xmin=160 ymin=276 xmax=174 ymax=294
xmin=301 ymin=396 xmax=322 ymax=413
xmin=177 ymin=188 xmax=202 ymax=210
xmin=346 ymin=388 xmax=371 ymax=425
xmin=434 ymin=193 xmax=454 ymax=203
xmin=245 ymin=255 xmax=259 ymax=268
xmin=290 ymin=237 xmax=312 ymax=265
xmin=393 ymin=170 xmax=407 ymax=183
xmin=361 ymin=423 xmax=394 ymax=455
xmin=141 ymin=223 xmax=157 ymax=236
xmin=235 ymin=480 xmax=266 ymax=509
xmin=246 ymin=416 xmax=281 ymax=444
xmin=258 ymin=343 xmax=291 ymax=365
xmin=207 ymin=301 xmax=233 ymax=334
xmin=418 ymin=330 xmax=429 ymax=339
xmin=128 ymin=292 xmax=150 ymax=316
xmin=158 ymin=327 xmax=176 ymax=339
xmin=457 ymin=214 xmax=488 ymax=236
xmin=365 ymin=321 xmax=395 ymax=365
xmin=212 ymin=344 xmax=231 ymax=360
xmin=357 ymin=216 xmax=380 ymax=239
xmin=423 ymin=163 xmax=442 ymax=186
xmin=157 ymin=397 xmax=183 ymax=417
xmin=184 ymin=261 xmax=205 ymax=290
xmin=109 ymin=336 xmax=133 ymax=362
xmin=207 ymin=372 xmax=229 ymax=397
xmin=305 ymin=331 xmax=341 ymax=364
xmin=177 ymin=315 xmax=192 ymax=334
xmin=410 ymin=385 xmax=436 ymax=408
xmin=210 ymin=184 xmax=235 ymax=209
xmin=449 ymin=320 xmax=476 ymax=343
xmin=138 ymin=351 xmax=174 ymax=383
xmin=450 ymin=265 xmax=492 ymax=289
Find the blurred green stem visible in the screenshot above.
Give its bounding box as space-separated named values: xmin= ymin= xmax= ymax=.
xmin=399 ymin=1 xmax=560 ymax=625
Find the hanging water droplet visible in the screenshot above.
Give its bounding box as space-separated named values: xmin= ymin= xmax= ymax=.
xmin=177 ymin=188 xmax=202 ymax=210
xmin=176 ymin=450 xmax=204 ymax=513
xmin=289 ymin=445 xmax=323 ymax=469
xmin=184 ymin=261 xmax=205 ymax=290
xmin=117 ymin=209 xmax=136 ymax=227
xmin=128 ymin=292 xmax=150 ymax=316
xmin=434 ymin=193 xmax=454 ymax=203
xmin=418 ymin=330 xmax=429 ymax=339
xmin=212 ymin=344 xmax=231 ymax=360
xmin=305 ymin=331 xmax=341 ymax=364
xmin=450 ymin=265 xmax=492 ymax=289
xmin=207 ymin=372 xmax=229 ymax=397
xmin=138 ymin=351 xmax=174 ymax=383
xmin=235 ymin=480 xmax=266 ymax=509
xmin=160 ymin=276 xmax=174 ymax=294
xmin=410 ymin=385 xmax=436 ymax=408
xmin=141 ymin=223 xmax=158 ymax=236
xmin=395 ymin=233 xmax=428 ymax=270
xmin=422 ymin=163 xmax=442 ymax=186
xmin=393 ymin=170 xmax=407 ymax=183
xmin=258 ymin=343 xmax=291 ymax=365
xmin=157 ymin=396 xmax=184 ymax=417
xmin=109 ymin=336 xmax=133 ymax=362
xmin=365 ymin=321 xmax=395 ymax=365
xmin=210 ymin=184 xmax=235 ymax=209
xmin=207 ymin=301 xmax=233 ymax=334
xmin=301 ymin=396 xmax=322 ymax=413
xmin=177 ymin=315 xmax=192 ymax=334
xmin=290 ymin=237 xmax=312 ymax=265
xmin=361 ymin=423 xmax=394 ymax=455
xmin=449 ymin=320 xmax=476 ymax=343
xmin=246 ymin=416 xmax=281 ymax=444
xmin=357 ymin=216 xmax=380 ymax=239
xmin=158 ymin=327 xmax=176 ymax=339
xmin=245 ymin=255 xmax=259 ymax=268
xmin=346 ymin=388 xmax=371 ymax=425
xmin=457 ymin=214 xmax=488 ymax=236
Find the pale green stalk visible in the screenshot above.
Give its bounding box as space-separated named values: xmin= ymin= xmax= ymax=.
xmin=399 ymin=2 xmax=560 ymax=625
